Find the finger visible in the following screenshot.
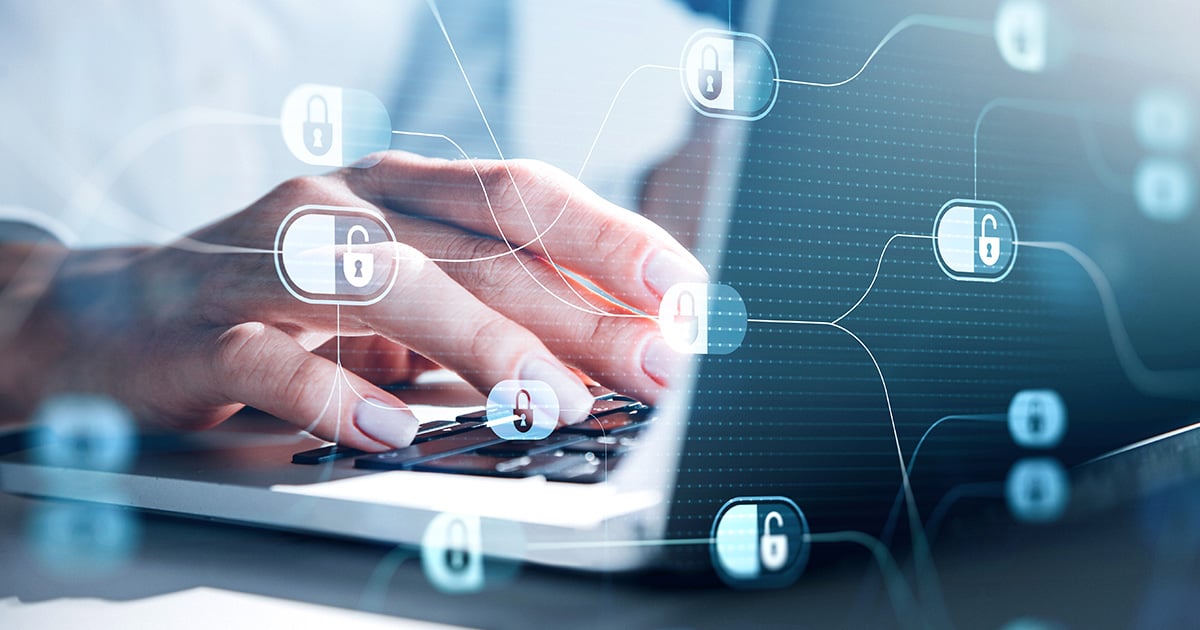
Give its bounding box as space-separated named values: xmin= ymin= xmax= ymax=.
xmin=314 ymin=336 xmax=438 ymax=386
xmin=343 ymin=242 xmax=594 ymax=423
xmin=341 ymin=152 xmax=708 ymax=313
xmin=207 ymin=322 xmax=419 ymax=451
xmin=387 ymin=214 xmax=683 ymax=403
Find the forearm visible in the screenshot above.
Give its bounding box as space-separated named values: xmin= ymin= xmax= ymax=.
xmin=0 ymin=243 xmax=145 ymax=422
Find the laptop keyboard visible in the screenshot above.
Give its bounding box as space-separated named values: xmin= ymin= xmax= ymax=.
xmin=290 ymin=387 xmax=651 ymax=484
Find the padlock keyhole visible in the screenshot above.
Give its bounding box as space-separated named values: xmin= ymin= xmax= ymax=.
xmin=354 ymin=259 xmax=363 ymax=278
xmin=312 ymin=128 xmax=324 ymax=148
xmin=706 ymin=75 xmax=714 ymax=93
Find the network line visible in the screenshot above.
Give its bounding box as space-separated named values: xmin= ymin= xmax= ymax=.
xmin=425 ymin=0 xmax=653 ymax=321
xmin=1018 ymin=240 xmax=1200 ymax=399
xmin=973 ymin=97 xmax=1128 ymax=199
xmin=922 ymin=481 xmax=1004 ymax=545
xmin=0 ymin=108 xmax=282 ymax=343
xmin=774 ymin=14 xmax=991 ymax=89
xmin=879 ymin=414 xmax=1007 ymax=546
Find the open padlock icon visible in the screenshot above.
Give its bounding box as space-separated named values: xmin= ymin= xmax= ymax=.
xmin=342 ymin=225 xmax=373 ymax=288
xmin=512 ymin=389 xmax=534 ymax=434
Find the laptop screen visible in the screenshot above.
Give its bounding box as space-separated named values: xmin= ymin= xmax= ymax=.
xmin=665 ymin=0 xmax=1200 ymax=561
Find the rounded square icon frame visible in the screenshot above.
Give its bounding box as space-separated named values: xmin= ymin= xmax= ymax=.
xmin=274 ymin=204 xmax=399 ymax=306
xmin=932 ymin=198 xmax=1019 ymax=283
xmin=680 ymin=29 xmax=780 ymax=122
xmin=709 ymin=495 xmax=809 ymax=590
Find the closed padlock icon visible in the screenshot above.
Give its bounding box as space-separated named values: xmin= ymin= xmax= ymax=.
xmin=979 ymin=213 xmax=1001 ymax=267
xmin=342 ymin=225 xmax=373 ymax=288
xmin=698 ymin=44 xmax=723 ymax=100
xmin=443 ymin=518 xmax=471 ymax=572
xmin=760 ymin=511 xmax=788 ymax=571
xmin=304 ymin=95 xmax=333 ymax=156
xmin=512 ymin=389 xmax=534 ymax=434
xmin=673 ymin=291 xmax=700 ymax=345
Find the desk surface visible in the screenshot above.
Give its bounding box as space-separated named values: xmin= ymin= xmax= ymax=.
xmin=2 ymin=467 xmax=1197 ymax=630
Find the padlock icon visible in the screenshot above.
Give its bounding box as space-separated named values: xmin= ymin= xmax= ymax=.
xmin=443 ymin=518 xmax=471 ymax=573
xmin=673 ymin=291 xmax=700 ymax=345
xmin=698 ymin=44 xmax=723 ymax=100
xmin=512 ymin=389 xmax=534 ymax=434
xmin=1026 ymin=398 xmax=1043 ymax=435
xmin=1027 ymin=476 xmax=1044 ymax=503
xmin=342 ymin=225 xmax=373 ymax=288
xmin=304 ymin=95 xmax=333 ymax=156
xmin=978 ymin=213 xmax=1001 ymax=267
xmin=759 ymin=511 xmax=789 ymax=571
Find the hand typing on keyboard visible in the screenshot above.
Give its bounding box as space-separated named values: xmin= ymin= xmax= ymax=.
xmin=0 ymin=152 xmax=704 ymax=451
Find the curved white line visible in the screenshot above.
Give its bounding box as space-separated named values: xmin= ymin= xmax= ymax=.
xmin=1019 ymin=240 xmax=1200 ymax=398
xmin=775 ymin=14 xmax=991 ymax=89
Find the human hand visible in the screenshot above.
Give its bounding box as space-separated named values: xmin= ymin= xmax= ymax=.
xmin=1 ymin=152 xmax=706 ymax=451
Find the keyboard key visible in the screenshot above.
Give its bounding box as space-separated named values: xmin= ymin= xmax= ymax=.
xmin=415 ymin=420 xmax=457 ymax=434
xmin=454 ymin=409 xmax=487 ymax=423
xmin=411 ymin=454 xmax=536 ymax=478
xmin=412 ymin=421 xmax=488 ymax=444
xmin=561 ymin=436 xmax=636 ymax=457
xmin=529 ymin=452 xmax=612 ymax=483
xmin=589 ymin=398 xmax=644 ymax=416
xmin=475 ymin=433 xmax=588 ymax=458
xmin=560 ymin=409 xmax=650 ymax=437
xmin=412 ymin=451 xmax=608 ymax=483
xmin=354 ymin=431 xmax=503 ymax=470
xmin=291 ymin=444 xmax=365 ymax=465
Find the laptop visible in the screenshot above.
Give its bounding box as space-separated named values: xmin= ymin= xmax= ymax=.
xmin=3 ymin=0 xmax=1199 ymax=591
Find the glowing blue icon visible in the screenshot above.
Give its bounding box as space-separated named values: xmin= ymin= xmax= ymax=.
xmin=933 ymin=199 xmax=1018 ymax=282
xmin=421 ymin=512 xmax=484 ymax=594
xmin=486 ymin=380 xmax=558 ymax=441
xmin=658 ymin=282 xmax=747 ymax=355
xmin=281 ymin=84 xmax=392 ymax=168
xmin=681 ymin=30 xmax=779 ymax=121
xmin=1008 ymin=389 xmax=1067 ymax=449
xmin=274 ymin=205 xmax=399 ymax=305
xmin=1006 ymin=457 xmax=1069 ymax=523
xmin=995 ymin=0 xmax=1052 ymax=74
xmin=710 ymin=497 xmax=809 ymax=589
xmin=1133 ymin=88 xmax=1194 ymax=154
xmin=31 ymin=394 xmax=135 ymax=473
xmin=28 ymin=500 xmax=140 ymax=577
xmin=1134 ymin=158 xmax=1195 ymax=223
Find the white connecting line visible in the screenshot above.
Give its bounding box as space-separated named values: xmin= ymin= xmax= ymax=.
xmin=745 ymin=232 xmax=945 ymax=617
xmin=1018 ymin=240 xmax=1200 ymax=399
xmin=973 ymin=97 xmax=1127 ymax=199
xmin=775 ymin=14 xmax=991 ymax=88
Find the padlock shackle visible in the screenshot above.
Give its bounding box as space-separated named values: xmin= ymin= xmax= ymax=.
xmin=764 ymin=511 xmax=783 ymax=531
xmin=347 ymin=225 xmax=370 ymax=246
xmin=982 ymin=213 xmax=999 ymax=232
xmin=701 ymin=44 xmax=721 ymax=71
xmin=306 ymin=94 xmax=329 ymax=124
xmin=515 ymin=388 xmax=532 ymax=409
xmin=676 ymin=290 xmax=696 ymax=314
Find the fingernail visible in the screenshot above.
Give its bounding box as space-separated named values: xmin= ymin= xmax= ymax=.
xmin=354 ymin=398 xmax=419 ymax=448
xmin=519 ymin=357 xmax=592 ymax=425
xmin=644 ymin=249 xmax=708 ymax=298
xmin=642 ymin=336 xmax=684 ymax=387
